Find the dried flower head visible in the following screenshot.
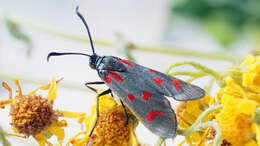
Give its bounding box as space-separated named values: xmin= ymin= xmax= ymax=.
xmin=10 ymin=95 xmax=59 ymax=136
xmin=0 ymin=78 xmax=86 ymax=145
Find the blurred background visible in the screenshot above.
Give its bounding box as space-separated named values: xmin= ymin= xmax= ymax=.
xmin=0 ymin=0 xmax=258 ymax=145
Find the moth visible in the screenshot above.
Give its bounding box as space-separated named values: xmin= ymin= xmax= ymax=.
xmin=47 ymin=6 xmax=205 ymax=138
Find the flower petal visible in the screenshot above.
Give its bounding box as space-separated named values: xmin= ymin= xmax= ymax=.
xmin=34 ymin=133 xmax=47 ymax=146
xmin=129 ymin=126 xmax=138 ymax=146
xmin=28 ymin=78 xmax=63 ymax=95
xmin=0 ymin=99 xmax=13 ymax=109
xmin=48 ymin=77 xmax=57 ymax=100
xmin=48 ymin=124 xmax=65 ymax=142
xmin=256 ymin=124 xmax=260 ymax=146
xmin=2 ymin=82 xmax=12 ymax=99
xmin=66 ymin=130 xmax=88 ymax=146
xmin=57 ymin=111 xmax=86 ymax=124
xmin=242 ymin=54 xmax=256 ymax=66
xmin=14 ymin=79 xmax=22 ymax=96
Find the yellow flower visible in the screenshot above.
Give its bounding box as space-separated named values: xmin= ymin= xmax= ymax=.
xmin=216 ymin=76 xmax=247 ymax=102
xmin=176 ymin=94 xmax=215 ymax=145
xmin=216 ymin=86 xmax=258 ymax=146
xmin=241 ymin=54 xmax=260 ymax=93
xmin=67 ymin=90 xmax=139 ymax=146
xmin=177 ymin=94 xmax=212 ymax=129
xmin=0 ymin=78 xmax=86 ymax=146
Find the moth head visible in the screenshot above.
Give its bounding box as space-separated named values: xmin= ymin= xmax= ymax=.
xmin=89 ymin=54 xmax=98 ymax=69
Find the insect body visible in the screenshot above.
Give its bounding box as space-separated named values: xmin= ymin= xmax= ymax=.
xmin=47 ymin=7 xmax=205 ymax=138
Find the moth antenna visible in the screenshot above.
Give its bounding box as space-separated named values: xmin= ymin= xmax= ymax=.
xmin=76 ymin=6 xmax=96 ymax=55
xmin=47 ymin=52 xmax=90 ymax=62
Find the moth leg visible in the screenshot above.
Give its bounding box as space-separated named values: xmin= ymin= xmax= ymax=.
xmin=120 ymin=99 xmax=129 ymax=127
xmin=85 ymin=81 xmax=105 ymax=93
xmin=89 ymin=89 xmax=111 ymax=137
xmin=110 ymin=91 xmax=114 ymax=98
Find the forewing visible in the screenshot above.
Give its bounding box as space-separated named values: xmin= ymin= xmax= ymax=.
xmin=99 ymin=69 xmax=177 ymax=138
xmin=119 ymin=59 xmax=205 ymax=101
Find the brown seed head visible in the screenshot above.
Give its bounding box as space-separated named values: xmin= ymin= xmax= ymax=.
xmin=87 ymin=108 xmax=130 ymax=145
xmin=221 ymin=140 xmax=232 ymax=146
xmin=10 ymin=95 xmax=58 ymax=136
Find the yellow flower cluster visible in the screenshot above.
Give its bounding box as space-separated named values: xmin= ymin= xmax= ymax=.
xmin=177 ymin=54 xmax=260 ymax=146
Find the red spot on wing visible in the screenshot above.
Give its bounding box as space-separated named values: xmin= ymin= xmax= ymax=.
xmin=173 ymin=79 xmax=181 ymax=92
xmin=104 ymin=76 xmax=112 ymax=84
xmin=108 ymin=71 xmax=123 ymax=82
xmin=149 ymin=68 xmax=156 ymax=73
xmin=119 ymin=59 xmax=134 ymax=68
xmin=142 ymin=91 xmax=152 ymax=101
xmin=153 ymin=77 xmax=163 ymax=85
xmin=128 ymin=94 xmax=135 ymax=102
xmin=104 ymin=71 xmax=123 ymax=84
xmin=145 ymin=110 xmax=164 ymax=122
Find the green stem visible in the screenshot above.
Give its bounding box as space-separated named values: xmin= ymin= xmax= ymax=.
xmin=0 ymin=126 xmax=11 ymax=146
xmin=177 ymin=105 xmax=223 ymax=146
xmin=0 ymin=10 xmax=240 ymax=62
xmin=137 ymin=45 xmax=239 ymax=63
xmin=168 ymin=71 xmax=207 ymax=77
xmin=204 ymin=78 xmax=215 ymax=93
xmin=169 ymin=71 xmax=208 ymax=82
xmin=166 ymin=62 xmax=219 ymax=78
xmin=155 ymin=137 xmax=165 ymax=146
xmin=0 ymin=72 xmax=91 ymax=92
xmin=166 ymin=62 xmax=226 ymax=87
xmin=254 ymin=107 xmax=260 ymax=125
xmin=177 ymin=105 xmax=222 ymax=136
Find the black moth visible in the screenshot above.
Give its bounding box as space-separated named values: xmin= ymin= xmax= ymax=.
xmin=47 ymin=6 xmax=205 ymax=138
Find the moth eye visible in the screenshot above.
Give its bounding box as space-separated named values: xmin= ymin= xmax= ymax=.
xmin=111 ymin=61 xmax=116 ymax=65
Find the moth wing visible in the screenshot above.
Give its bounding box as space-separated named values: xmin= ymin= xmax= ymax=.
xmin=100 ymin=70 xmax=177 ymax=138
xmin=123 ymin=60 xmax=205 ymax=101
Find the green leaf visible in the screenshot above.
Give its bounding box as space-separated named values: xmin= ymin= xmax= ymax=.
xmin=204 ymin=18 xmax=239 ymax=46
xmin=5 ymin=18 xmax=33 ymax=56
xmin=172 ymin=0 xmax=211 ymax=18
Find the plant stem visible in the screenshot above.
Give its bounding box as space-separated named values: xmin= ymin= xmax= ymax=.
xmin=0 ymin=10 xmax=240 ymax=62
xmin=0 ymin=126 xmax=11 ymax=146
xmin=254 ymin=107 xmax=260 ymax=125
xmin=177 ymin=105 xmax=222 ymax=136
xmin=137 ymin=45 xmax=239 ymax=63
xmin=177 ymin=105 xmax=223 ymax=146
xmin=155 ymin=137 xmax=165 ymax=146
xmin=166 ymin=61 xmax=226 ymax=87
xmin=166 ymin=62 xmax=220 ymax=78
xmin=204 ymin=77 xmax=215 ymax=93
